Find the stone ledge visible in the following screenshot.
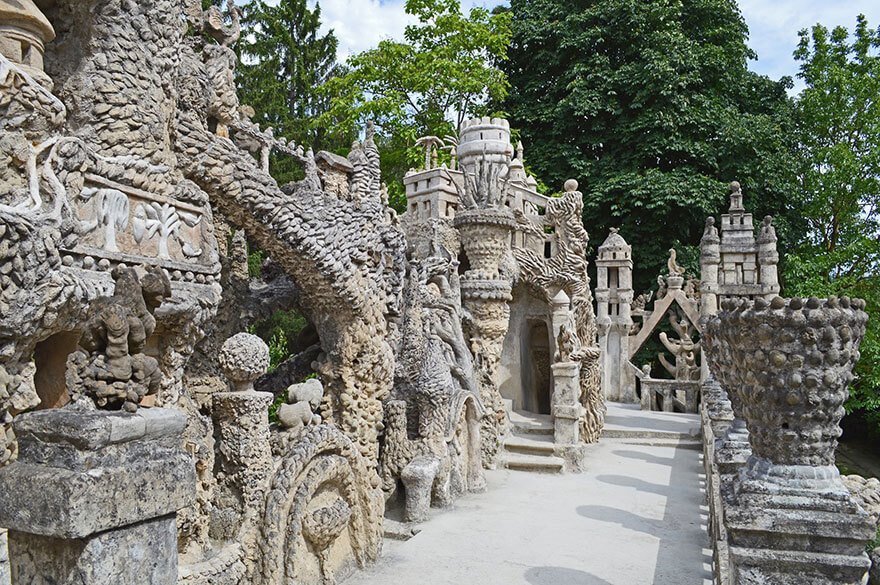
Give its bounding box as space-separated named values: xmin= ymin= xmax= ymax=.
xmin=13 ymin=408 xmax=186 ymax=451
xmin=0 ymin=408 xmax=194 ymax=539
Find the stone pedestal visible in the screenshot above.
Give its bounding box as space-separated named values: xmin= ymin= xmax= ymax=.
xmin=710 ymin=296 xmax=873 ymax=585
xmin=401 ymin=455 xmax=440 ymax=523
xmin=551 ymin=361 xmax=586 ymax=470
xmin=213 ymin=390 xmax=273 ymax=506
xmin=0 ymin=407 xmax=195 ymax=585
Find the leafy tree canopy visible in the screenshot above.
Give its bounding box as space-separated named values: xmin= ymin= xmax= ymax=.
xmin=237 ymin=0 xmax=350 ymax=183
xmin=504 ymin=0 xmax=801 ymax=292
xmin=785 ymin=15 xmax=880 ymax=419
xmin=319 ymin=0 xmax=512 ymax=209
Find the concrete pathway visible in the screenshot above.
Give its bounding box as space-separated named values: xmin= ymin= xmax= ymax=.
xmin=353 ymin=403 xmax=713 ymax=585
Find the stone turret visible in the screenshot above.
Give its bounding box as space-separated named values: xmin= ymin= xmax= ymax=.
xmin=700 ymin=182 xmax=780 ymax=317
xmin=0 ymin=0 xmax=55 ymax=82
xmin=456 ymin=117 xmax=513 ymax=172
xmin=596 ymin=229 xmax=635 ymax=402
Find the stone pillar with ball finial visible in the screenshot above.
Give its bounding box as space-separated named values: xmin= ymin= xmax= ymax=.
xmin=211 ymin=332 xmax=274 ymax=541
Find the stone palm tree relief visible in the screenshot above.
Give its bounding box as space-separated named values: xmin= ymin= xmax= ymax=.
xmin=80 ymin=187 xmax=130 ymax=253
xmin=133 ymin=202 xmax=202 ymax=260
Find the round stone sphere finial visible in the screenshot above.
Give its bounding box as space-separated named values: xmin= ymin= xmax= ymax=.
xmin=218 ymin=332 xmax=270 ymax=391
xmin=729 ymin=180 xmax=741 ymax=193
xmin=564 ymin=179 xmax=578 ymax=193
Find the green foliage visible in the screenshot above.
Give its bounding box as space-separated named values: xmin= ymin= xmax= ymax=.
xmin=503 ymin=0 xmax=801 ymax=293
xmin=251 ymin=308 xmax=309 ymax=370
xmin=237 ymin=0 xmax=352 ymax=184
xmin=267 ymin=330 xmax=289 ymax=372
xmin=247 ymin=248 xmax=264 ymax=278
xmin=785 ymin=15 xmax=880 ymax=419
xmin=318 ymin=0 xmax=512 ymax=196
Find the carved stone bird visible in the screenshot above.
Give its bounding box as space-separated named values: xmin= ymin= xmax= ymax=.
xmin=667 ymin=248 xmax=685 ymax=276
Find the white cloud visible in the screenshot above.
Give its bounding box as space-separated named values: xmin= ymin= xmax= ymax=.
xmin=310 ymin=0 xmax=501 ymax=61
xmin=313 ymin=0 xmax=416 ymax=61
xmin=739 ymin=0 xmax=880 ymax=87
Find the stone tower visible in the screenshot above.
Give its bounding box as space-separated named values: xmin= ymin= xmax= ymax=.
xmin=456 ymin=117 xmax=513 ymax=171
xmin=700 ymin=181 xmax=780 ymax=318
xmin=0 ymin=0 xmax=55 ymax=85
xmin=596 ymin=229 xmax=635 ymax=403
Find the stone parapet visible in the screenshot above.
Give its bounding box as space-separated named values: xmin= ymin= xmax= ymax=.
xmin=0 ymin=407 xmax=194 ymax=585
xmin=703 ymin=296 xmax=873 ymax=585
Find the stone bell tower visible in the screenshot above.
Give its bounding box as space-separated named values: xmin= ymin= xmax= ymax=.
xmin=596 ymin=229 xmax=635 ymax=403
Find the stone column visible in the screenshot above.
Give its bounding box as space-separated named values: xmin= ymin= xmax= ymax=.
xmin=455 ymin=208 xmax=516 ymax=468
xmin=551 ymin=361 xmax=585 ymax=470
xmin=714 ymin=296 xmax=874 ymax=585
xmin=0 ymin=407 xmax=194 ymax=585
xmin=213 ymin=333 xmax=273 ymax=542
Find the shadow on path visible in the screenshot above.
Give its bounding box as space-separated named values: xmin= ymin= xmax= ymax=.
xmin=605 ymin=412 xmax=699 ymax=434
xmin=525 ymin=566 xmax=614 ymax=585
xmin=612 ymin=449 xmax=675 ymax=466
xmin=576 ymin=504 xmax=666 ymax=537
xmin=596 ymin=474 xmax=670 ymax=497
xmin=581 ymin=443 xmax=714 ymax=585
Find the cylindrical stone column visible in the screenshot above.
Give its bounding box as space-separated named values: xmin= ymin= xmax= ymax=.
xmin=0 ymin=408 xmax=195 ymax=585
xmin=213 ymin=333 xmax=273 ymax=543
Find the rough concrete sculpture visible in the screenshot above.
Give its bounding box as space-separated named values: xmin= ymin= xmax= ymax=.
xmin=65 ymin=265 xmax=172 ymax=411
xmin=277 ymin=378 xmax=324 ymax=432
xmin=0 ymin=0 xmax=398 ymax=581
xmin=658 ymin=312 xmax=700 ymax=382
xmin=1 ymin=0 xmax=866 ymax=583
xmin=380 ymin=244 xmax=486 ymax=515
xmin=707 ymin=296 xmax=874 ymax=584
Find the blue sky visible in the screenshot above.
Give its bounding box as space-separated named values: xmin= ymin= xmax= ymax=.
xmin=308 ymin=0 xmax=879 ymax=91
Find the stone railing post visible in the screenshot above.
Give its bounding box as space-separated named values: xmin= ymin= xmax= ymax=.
xmin=0 ymin=407 xmax=194 ymax=585
xmin=212 ymin=333 xmax=273 ymax=545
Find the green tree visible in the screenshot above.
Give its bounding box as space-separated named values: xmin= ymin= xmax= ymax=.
xmin=504 ymin=0 xmax=800 ymax=293
xmin=319 ymin=0 xmax=512 ymax=207
xmin=237 ymin=0 xmax=349 ymax=184
xmin=785 ymin=15 xmax=880 ymax=421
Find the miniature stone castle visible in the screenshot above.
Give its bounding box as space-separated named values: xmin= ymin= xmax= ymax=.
xmin=0 ymin=1 xmax=874 ymax=585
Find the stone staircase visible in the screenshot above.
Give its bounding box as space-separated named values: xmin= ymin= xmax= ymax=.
xmin=501 ymin=410 xmax=565 ymax=473
xmin=600 ymin=402 xmax=702 ymax=450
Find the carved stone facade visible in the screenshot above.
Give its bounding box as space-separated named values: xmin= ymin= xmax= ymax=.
xmin=0 ymin=1 xmax=872 ymax=584
xmin=403 ymin=125 xmax=603 ymax=474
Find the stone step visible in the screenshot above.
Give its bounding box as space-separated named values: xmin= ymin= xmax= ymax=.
xmin=504 ymin=434 xmax=556 ymax=456
xmin=509 ymin=410 xmax=554 ymax=436
xmin=602 ymin=437 xmax=703 ymax=451
xmin=503 ymin=453 xmax=565 ymax=474
xmin=601 ymin=428 xmax=700 ymax=441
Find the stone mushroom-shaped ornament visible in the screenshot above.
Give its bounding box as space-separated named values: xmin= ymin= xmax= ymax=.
xmin=218 ymin=332 xmax=270 ymax=392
